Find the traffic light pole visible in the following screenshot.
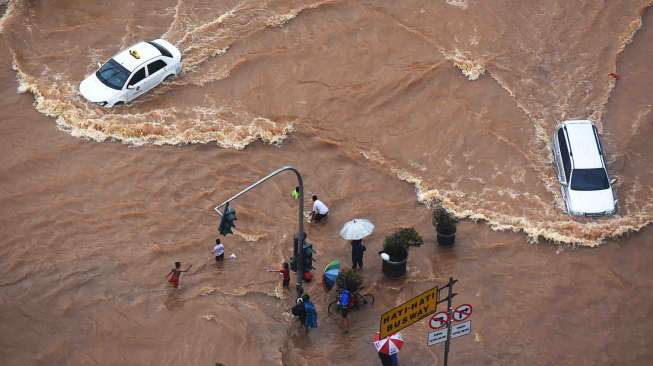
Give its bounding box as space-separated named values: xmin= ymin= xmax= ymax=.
xmin=214 ymin=166 xmax=306 ymax=297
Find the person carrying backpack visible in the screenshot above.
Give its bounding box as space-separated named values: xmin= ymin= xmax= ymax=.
xmin=338 ymin=289 xmax=351 ymax=331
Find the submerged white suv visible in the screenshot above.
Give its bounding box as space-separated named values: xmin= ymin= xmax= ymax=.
xmin=79 ymin=39 xmax=182 ymax=107
xmin=551 ymin=120 xmax=617 ymax=216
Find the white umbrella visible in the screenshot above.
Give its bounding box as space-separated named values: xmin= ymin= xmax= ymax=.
xmin=339 ymin=219 xmax=375 ymax=240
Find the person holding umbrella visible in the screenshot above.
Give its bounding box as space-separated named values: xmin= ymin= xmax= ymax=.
xmin=322 ymin=259 xmax=340 ymax=291
xmin=374 ymin=332 xmax=403 ymax=366
xmin=340 ymin=219 xmax=374 ymax=271
xmin=350 ymin=239 xmax=366 ymax=271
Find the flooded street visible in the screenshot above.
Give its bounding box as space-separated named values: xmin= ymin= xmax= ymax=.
xmin=1 ymin=1 xmax=653 ymax=365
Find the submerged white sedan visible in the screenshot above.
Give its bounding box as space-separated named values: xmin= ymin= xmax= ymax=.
xmin=80 ymin=39 xmax=182 ymax=107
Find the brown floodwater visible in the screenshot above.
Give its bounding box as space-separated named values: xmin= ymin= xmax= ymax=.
xmin=1 ymin=1 xmax=653 ymax=365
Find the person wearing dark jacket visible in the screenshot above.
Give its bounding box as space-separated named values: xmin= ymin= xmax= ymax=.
xmin=351 ymin=239 xmax=366 ymax=270
xmin=291 ymin=297 xmax=307 ymax=325
xmin=378 ymin=351 xmax=393 ymax=366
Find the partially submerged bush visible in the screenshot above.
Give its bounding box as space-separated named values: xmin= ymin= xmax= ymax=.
xmin=336 ymin=268 xmax=363 ymax=291
xmin=383 ymin=228 xmax=422 ymax=261
xmin=433 ymin=203 xmax=457 ymax=235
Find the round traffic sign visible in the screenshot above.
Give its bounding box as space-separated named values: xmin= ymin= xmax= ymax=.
xmin=453 ymin=304 xmax=472 ymax=322
xmin=429 ymin=312 xmax=449 ymax=329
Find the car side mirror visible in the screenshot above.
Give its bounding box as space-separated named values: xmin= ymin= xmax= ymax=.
xmin=560 ymin=181 xmax=568 ymax=186
xmin=610 ymin=178 xmax=617 ymax=185
xmin=97 ymin=62 xmax=102 ymax=68
xmin=127 ymin=85 xmax=135 ymax=90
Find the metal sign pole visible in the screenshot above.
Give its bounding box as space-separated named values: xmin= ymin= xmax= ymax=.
xmin=443 ymin=277 xmax=455 ymax=366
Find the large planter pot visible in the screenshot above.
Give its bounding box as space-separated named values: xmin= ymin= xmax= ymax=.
xmin=381 ymin=256 xmax=407 ymax=278
xmin=437 ymin=230 xmax=456 ymax=246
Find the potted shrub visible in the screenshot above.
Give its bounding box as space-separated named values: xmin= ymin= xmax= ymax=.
xmin=380 ymin=228 xmax=423 ymax=278
xmin=336 ymin=268 xmax=363 ymax=292
xmin=433 ymin=203 xmax=457 ymax=246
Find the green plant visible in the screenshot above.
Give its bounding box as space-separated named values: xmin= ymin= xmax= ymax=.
xmin=383 ymin=228 xmax=422 ymax=261
xmin=433 ymin=203 xmax=457 ymax=235
xmin=336 ymin=268 xmax=363 ymax=291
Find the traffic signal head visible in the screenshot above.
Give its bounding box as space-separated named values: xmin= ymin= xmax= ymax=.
xmin=218 ymin=205 xmax=237 ymax=236
xmin=302 ymin=243 xmax=315 ymax=271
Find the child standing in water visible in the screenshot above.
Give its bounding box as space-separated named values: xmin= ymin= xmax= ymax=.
xmin=166 ymin=261 xmax=192 ymax=289
xmin=212 ymin=238 xmax=225 ymax=263
xmin=268 ymin=262 xmax=291 ymax=288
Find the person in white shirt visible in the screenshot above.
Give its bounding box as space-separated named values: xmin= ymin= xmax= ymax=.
xmin=213 ymin=238 xmax=225 ymax=262
xmin=311 ymin=195 xmax=329 ymax=223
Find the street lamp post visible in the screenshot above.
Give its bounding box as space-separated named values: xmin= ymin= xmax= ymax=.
xmin=214 ymin=166 xmax=306 ymax=297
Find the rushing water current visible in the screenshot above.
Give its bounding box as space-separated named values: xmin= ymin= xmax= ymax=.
xmin=2 ymin=1 xmax=653 ymax=365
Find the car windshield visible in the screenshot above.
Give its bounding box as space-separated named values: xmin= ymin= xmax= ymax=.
xmin=95 ymin=59 xmax=130 ymax=90
xmin=570 ymin=168 xmax=610 ymax=191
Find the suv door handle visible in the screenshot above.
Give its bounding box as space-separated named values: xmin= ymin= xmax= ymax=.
xmin=136 ymin=86 xmax=140 ymax=91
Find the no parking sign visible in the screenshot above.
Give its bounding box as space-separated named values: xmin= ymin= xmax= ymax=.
xmin=452 ymin=304 xmax=472 ymax=322
xmin=429 ymin=311 xmax=450 ymax=330
xmin=427 ymin=303 xmax=474 ymax=346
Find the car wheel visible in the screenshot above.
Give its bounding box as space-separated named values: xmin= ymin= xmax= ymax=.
xmin=113 ymin=101 xmax=124 ymax=107
xmin=164 ymin=74 xmax=176 ymax=82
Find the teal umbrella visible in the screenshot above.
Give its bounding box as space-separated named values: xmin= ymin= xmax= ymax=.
xmin=323 ymin=259 xmax=340 ymax=291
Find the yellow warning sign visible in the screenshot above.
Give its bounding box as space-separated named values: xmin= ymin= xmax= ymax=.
xmin=379 ymin=287 xmax=438 ymax=339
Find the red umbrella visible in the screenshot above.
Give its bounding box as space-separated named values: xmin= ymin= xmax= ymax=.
xmin=374 ymin=332 xmax=404 ymax=355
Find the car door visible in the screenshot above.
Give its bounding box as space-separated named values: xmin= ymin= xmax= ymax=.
xmin=143 ymin=59 xmax=168 ymax=92
xmin=124 ymin=67 xmax=147 ymax=101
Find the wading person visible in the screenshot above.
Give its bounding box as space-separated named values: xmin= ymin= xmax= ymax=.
xmin=166 ymin=261 xmax=192 ymax=289
xmin=303 ymin=294 xmax=318 ymax=331
xmin=338 ymin=288 xmax=351 ymax=332
xmin=311 ymin=195 xmax=329 ymax=223
xmin=350 ymin=239 xmax=366 ymax=271
xmin=268 ymin=261 xmax=290 ymax=288
xmin=212 ymin=238 xmax=225 ymax=263
xmin=378 ymin=351 xmax=393 ymax=366
xmin=291 ymin=296 xmax=307 ymax=326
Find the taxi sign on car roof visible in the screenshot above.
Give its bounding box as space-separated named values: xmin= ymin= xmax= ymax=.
xmin=129 ymin=49 xmax=140 ymax=59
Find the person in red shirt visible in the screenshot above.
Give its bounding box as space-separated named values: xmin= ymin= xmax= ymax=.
xmin=269 ymin=262 xmax=290 ymax=288
xmin=166 ymin=261 xmax=192 ymax=289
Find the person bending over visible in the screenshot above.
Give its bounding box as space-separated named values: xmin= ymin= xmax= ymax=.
xmin=311 ymin=195 xmax=329 ymax=223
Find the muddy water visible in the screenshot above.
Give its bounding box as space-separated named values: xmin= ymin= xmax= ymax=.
xmin=1 ymin=1 xmax=653 ymax=365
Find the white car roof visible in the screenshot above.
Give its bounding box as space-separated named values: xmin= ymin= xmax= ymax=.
xmin=112 ymin=42 xmax=161 ymax=72
xmin=561 ymin=120 xmax=603 ymax=169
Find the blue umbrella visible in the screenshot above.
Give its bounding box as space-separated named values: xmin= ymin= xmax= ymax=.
xmin=323 ymin=259 xmax=340 ymax=291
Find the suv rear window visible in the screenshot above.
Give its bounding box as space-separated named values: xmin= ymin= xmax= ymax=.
xmin=146 ymin=41 xmax=173 ymax=58
xmin=570 ymin=168 xmax=609 ymax=191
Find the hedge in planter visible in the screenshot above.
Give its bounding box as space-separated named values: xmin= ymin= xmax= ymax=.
xmin=336 ymin=268 xmax=363 ymax=292
xmin=381 ymin=227 xmax=423 ymax=277
xmin=433 ymin=203 xmax=458 ymax=245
